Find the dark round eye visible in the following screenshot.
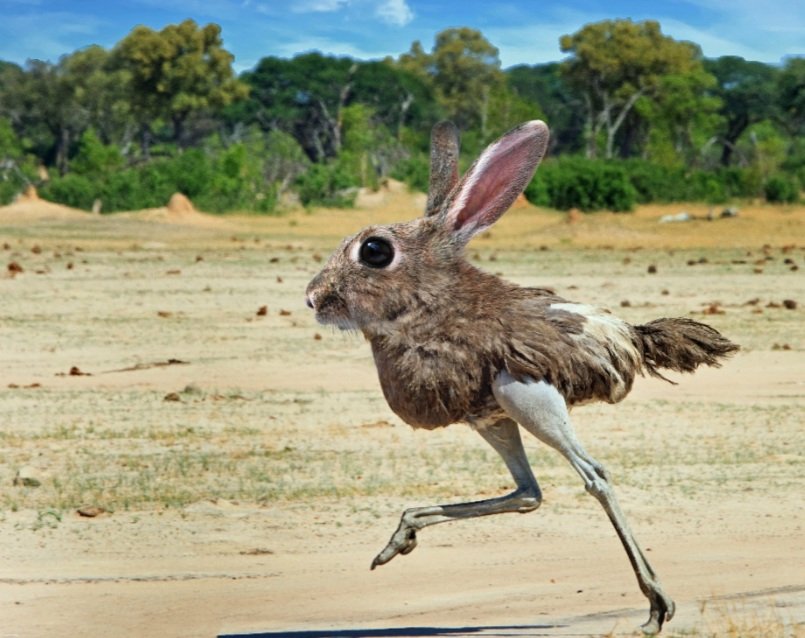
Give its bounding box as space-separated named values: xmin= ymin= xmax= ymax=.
xmin=358 ymin=236 xmax=394 ymax=268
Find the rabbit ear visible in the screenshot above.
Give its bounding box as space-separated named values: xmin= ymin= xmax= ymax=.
xmin=425 ymin=121 xmax=460 ymax=217
xmin=439 ymin=120 xmax=549 ymax=242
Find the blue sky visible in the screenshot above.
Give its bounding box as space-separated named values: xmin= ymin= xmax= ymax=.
xmin=0 ymin=0 xmax=802 ymax=72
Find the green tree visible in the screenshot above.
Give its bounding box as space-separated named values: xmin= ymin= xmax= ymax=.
xmin=704 ymin=56 xmax=779 ymax=166
xmin=114 ymin=20 xmax=248 ymax=150
xmin=507 ymin=63 xmax=585 ymax=154
xmin=62 ymin=46 xmax=133 ymax=149
xmin=397 ymin=28 xmax=505 ymax=135
xmin=239 ymin=53 xmax=355 ymax=162
xmin=637 ymin=70 xmax=723 ymax=167
xmin=16 ymin=58 xmax=87 ymax=174
xmin=560 ymin=19 xmax=705 ymax=159
xmin=776 ymin=57 xmax=805 ymax=137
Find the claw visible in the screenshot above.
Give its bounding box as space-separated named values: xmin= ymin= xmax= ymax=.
xmin=640 ymin=592 xmax=675 ymax=634
xmin=370 ymin=528 xmax=417 ymax=570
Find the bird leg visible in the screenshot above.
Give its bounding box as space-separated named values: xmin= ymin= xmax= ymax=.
xmin=371 ymin=417 xmax=542 ymax=569
xmin=493 ymin=371 xmax=675 ymax=635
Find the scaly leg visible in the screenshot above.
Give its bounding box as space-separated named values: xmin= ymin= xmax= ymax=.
xmin=493 ymin=371 xmax=675 ymax=635
xmin=371 ymin=416 xmax=542 ymax=569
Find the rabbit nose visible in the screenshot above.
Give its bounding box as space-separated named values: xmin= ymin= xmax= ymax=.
xmin=305 ymin=294 xmax=315 ymax=310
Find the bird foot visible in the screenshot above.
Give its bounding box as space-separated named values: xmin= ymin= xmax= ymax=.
xmin=641 ymin=589 xmax=675 ymax=634
xmin=370 ymin=526 xmax=418 ymax=570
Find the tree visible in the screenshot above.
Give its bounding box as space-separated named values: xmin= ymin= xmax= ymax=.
xmin=16 ymin=59 xmax=87 ymax=174
xmin=351 ymin=61 xmax=441 ymax=142
xmin=114 ymin=20 xmax=248 ymax=150
xmin=560 ymin=19 xmax=705 ymax=159
xmin=507 ymin=63 xmax=585 ymax=154
xmin=776 ymin=57 xmax=805 ymax=138
xmin=637 ymin=69 xmax=723 ymax=167
xmin=240 ymin=53 xmax=356 ymax=162
xmin=704 ymin=56 xmax=779 ymax=166
xmin=397 ymin=28 xmax=505 ymax=135
xmin=61 ymin=46 xmax=133 ymax=150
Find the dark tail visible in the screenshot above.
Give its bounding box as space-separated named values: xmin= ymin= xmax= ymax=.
xmin=636 ymin=318 xmax=739 ymax=381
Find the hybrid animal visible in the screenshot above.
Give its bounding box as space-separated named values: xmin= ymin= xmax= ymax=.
xmin=305 ymin=120 xmax=738 ymax=634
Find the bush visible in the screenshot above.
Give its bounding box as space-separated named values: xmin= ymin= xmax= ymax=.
xmin=526 ymin=157 xmax=766 ymax=210
xmin=390 ymin=152 xmax=429 ymax=193
xmin=526 ymin=156 xmax=635 ymax=212
xmin=41 ymin=173 xmax=97 ymax=210
xmin=764 ymin=175 xmax=800 ymax=203
xmin=295 ymin=159 xmax=358 ymax=208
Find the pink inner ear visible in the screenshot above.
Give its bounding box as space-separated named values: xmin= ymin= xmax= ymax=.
xmin=449 ymin=121 xmax=548 ymax=235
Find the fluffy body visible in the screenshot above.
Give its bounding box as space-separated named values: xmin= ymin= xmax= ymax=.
xmin=307 ymin=217 xmax=736 ymax=430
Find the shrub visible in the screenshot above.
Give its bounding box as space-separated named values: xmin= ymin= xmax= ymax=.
xmin=295 ymin=159 xmax=357 ymax=208
xmin=390 ymin=152 xmax=429 ymax=193
xmin=764 ymin=175 xmax=800 ymax=203
xmin=41 ymin=173 xmax=97 ymax=210
xmin=526 ymin=156 xmax=635 ymax=212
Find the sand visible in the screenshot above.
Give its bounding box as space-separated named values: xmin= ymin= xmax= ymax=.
xmin=0 ymin=192 xmax=802 ymax=637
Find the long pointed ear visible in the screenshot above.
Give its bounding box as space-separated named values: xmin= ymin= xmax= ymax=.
xmin=439 ymin=120 xmax=549 ymax=243
xmin=424 ymin=121 xmax=460 ymax=217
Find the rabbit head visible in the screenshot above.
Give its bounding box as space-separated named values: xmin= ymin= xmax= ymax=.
xmin=305 ymin=120 xmax=550 ymax=335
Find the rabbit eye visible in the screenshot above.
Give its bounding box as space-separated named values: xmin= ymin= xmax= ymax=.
xmin=358 ymin=237 xmax=394 ymax=268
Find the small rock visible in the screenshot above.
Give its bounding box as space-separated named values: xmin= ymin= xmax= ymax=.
xmin=163 ymin=392 xmax=181 ymax=402
xmin=647 ymin=264 xmax=657 ymax=274
xmin=279 ymin=309 xmax=291 ymax=316
xmin=239 ymin=547 xmax=274 ymax=556
xmin=77 ymin=506 xmax=107 ymax=518
xmin=620 ymin=300 xmax=631 ymax=307
xmin=256 ymin=305 xmax=268 ymax=316
xmin=782 ymin=299 xmax=797 ymax=310
xmin=69 ymin=366 xmax=90 ymax=376
xmin=659 ymin=212 xmax=691 ymax=223
xmin=313 ymin=333 xmax=322 ymax=341
xmin=7 ymin=261 xmax=23 ymax=275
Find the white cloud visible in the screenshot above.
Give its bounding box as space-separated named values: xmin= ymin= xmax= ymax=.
xmin=289 ymin=0 xmax=349 ymax=13
xmin=375 ymin=0 xmax=414 ymax=26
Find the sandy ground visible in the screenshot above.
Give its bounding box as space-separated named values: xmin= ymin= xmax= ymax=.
xmin=0 ymin=189 xmax=803 ymax=637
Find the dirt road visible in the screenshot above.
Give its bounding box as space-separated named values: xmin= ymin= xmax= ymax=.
xmin=1 ymin=194 xmax=802 ymax=637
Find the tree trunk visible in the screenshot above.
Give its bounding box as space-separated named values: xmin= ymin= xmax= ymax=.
xmin=397 ymin=92 xmax=414 ymax=140
xmin=604 ymin=88 xmax=644 ymax=159
xmin=55 ymin=127 xmax=70 ymax=176
xmin=583 ymin=94 xmax=597 ymax=159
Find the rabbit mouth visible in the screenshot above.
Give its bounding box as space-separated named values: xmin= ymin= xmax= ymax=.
xmin=316 ymin=312 xmax=359 ymax=331
xmin=309 ymin=296 xmax=359 ymax=331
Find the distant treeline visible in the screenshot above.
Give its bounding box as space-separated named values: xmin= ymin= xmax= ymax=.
xmin=0 ymin=19 xmax=802 ymax=212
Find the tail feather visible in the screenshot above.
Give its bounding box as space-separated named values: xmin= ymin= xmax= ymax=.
xmin=636 ymin=318 xmax=739 ymax=380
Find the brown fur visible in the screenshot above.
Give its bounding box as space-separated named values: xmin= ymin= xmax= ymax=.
xmin=305 ymin=120 xmax=739 ymax=431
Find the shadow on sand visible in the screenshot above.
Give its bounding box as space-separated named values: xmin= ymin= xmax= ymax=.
xmin=219 ymin=625 xmax=562 ymax=638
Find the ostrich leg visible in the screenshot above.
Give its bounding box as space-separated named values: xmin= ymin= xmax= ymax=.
xmin=493 ymin=371 xmax=675 ymax=635
xmin=371 ymin=417 xmax=542 ymax=569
